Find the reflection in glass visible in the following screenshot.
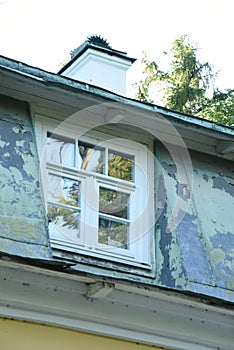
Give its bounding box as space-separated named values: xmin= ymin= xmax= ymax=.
xmin=99 ymin=188 xmax=129 ymax=219
xmin=98 ymin=218 xmax=128 ymax=249
xmin=46 ymin=135 xmax=75 ymax=166
xmin=78 ymin=142 xmax=104 ymax=174
xmin=47 ymin=174 xmax=80 ymax=207
xmin=108 ymin=151 xmax=134 ymax=181
xmin=48 ymin=205 xmax=80 ymax=240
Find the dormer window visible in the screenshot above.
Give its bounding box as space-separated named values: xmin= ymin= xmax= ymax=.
xmin=45 ymin=132 xmax=152 ymax=264
xmin=36 ymin=116 xmax=154 ymax=269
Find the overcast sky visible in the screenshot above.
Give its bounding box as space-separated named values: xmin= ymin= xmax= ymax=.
xmin=0 ymin=0 xmax=233 ymax=93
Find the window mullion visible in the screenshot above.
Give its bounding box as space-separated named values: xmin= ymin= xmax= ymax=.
xmin=104 ymin=147 xmax=108 ymax=175
xmin=99 ymin=212 xmax=130 ymax=224
xmin=82 ymin=176 xmax=99 ymax=248
xmin=75 ymin=139 xmax=78 ymax=168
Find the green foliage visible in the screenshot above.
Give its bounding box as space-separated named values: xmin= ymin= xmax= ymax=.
xmin=98 ymin=219 xmax=128 ymax=249
xmin=48 ymin=182 xmax=79 ymax=230
xmin=198 ymin=89 xmax=234 ymax=127
xmin=48 ymin=205 xmax=78 ymax=231
xmin=108 ymin=154 xmax=133 ymax=181
xmin=135 ymin=35 xmax=233 ymax=127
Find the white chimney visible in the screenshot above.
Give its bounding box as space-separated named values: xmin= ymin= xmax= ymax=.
xmin=59 ymin=35 xmax=136 ymax=96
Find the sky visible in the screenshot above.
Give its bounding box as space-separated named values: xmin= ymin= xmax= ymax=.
xmin=0 ymin=0 xmax=233 ymax=95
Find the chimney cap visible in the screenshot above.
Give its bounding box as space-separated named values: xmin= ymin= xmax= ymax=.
xmin=58 ymin=35 xmax=136 ymax=74
xmin=86 ymin=35 xmax=112 ymax=50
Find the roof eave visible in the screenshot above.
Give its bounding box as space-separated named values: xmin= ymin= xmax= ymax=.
xmin=0 ymin=55 xmax=233 ymax=141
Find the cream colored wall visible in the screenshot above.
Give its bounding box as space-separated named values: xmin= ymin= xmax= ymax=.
xmin=0 ymin=318 xmax=164 ymax=350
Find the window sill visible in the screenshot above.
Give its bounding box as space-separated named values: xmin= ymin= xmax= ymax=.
xmin=50 ymin=239 xmax=153 ymax=271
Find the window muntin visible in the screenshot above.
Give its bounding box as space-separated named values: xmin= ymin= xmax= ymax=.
xmin=98 ymin=187 xmax=130 ymax=250
xmin=42 ymin=129 xmax=151 ymax=267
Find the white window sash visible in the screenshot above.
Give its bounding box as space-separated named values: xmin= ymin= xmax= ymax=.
xmin=35 ymin=116 xmax=153 ymax=267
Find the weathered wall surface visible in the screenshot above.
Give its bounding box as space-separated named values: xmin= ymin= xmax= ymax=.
xmin=156 ymin=144 xmax=234 ymax=301
xmin=0 ymin=93 xmax=233 ymax=302
xmin=0 ymin=95 xmax=51 ymax=258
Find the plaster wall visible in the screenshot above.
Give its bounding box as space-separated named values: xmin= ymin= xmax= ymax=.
xmin=0 ymin=318 xmax=163 ymax=350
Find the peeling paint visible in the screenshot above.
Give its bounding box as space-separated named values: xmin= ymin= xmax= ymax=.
xmin=156 ymin=149 xmax=234 ymax=299
xmin=0 ymin=119 xmax=34 ymax=182
xmin=157 ymin=204 xmax=176 ymax=288
xmin=212 ymin=177 xmax=234 ymax=197
xmin=176 ymin=183 xmax=191 ymax=201
xmin=156 ymin=147 xmax=234 ymax=300
xmin=161 ymin=162 xmax=177 ymax=180
xmin=155 ymin=175 xmax=166 ymax=221
xmin=176 ymin=210 xmax=214 ymax=285
xmin=0 ymin=237 xmax=50 ymax=259
xmin=210 ymin=248 xmax=226 ymax=264
xmin=0 ymin=96 xmax=51 ymax=259
xmin=209 ymin=232 xmax=234 ymax=289
xmin=0 ymin=93 xmax=233 ymax=303
xmin=156 ymin=172 xmax=187 ymax=289
xmin=202 ymin=173 xmax=209 ymax=182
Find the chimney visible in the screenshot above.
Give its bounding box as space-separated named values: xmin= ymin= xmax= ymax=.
xmin=59 ymin=35 xmax=136 ymax=96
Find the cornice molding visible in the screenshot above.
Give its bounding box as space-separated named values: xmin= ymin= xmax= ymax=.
xmin=0 ymin=260 xmax=233 ymax=350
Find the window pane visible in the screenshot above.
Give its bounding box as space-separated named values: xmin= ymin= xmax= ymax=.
xmin=47 ymin=174 xmax=80 ymax=207
xmin=99 ymin=188 xmax=129 ymax=219
xmin=46 ymin=135 xmax=75 ymax=166
xmin=48 ymin=205 xmax=80 ymax=240
xmin=78 ymin=142 xmax=104 ymax=174
xmin=108 ymin=151 xmax=134 ymax=181
xmin=98 ymin=217 xmax=128 ymax=249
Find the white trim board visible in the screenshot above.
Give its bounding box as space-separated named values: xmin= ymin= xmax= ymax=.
xmin=0 ymin=260 xmax=233 ymax=350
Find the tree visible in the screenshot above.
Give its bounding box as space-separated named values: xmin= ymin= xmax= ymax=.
xmin=135 ymin=35 xmax=234 ymax=127
xmin=199 ymin=89 xmax=234 ymax=126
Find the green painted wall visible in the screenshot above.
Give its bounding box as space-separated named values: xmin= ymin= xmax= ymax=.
xmin=0 ymin=95 xmax=50 ymax=258
xmin=0 ymin=93 xmax=233 ymax=302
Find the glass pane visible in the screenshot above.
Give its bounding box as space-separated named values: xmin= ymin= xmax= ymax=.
xmin=99 ymin=188 xmax=129 ymax=219
xmin=108 ymin=151 xmax=134 ymax=181
xmin=47 ymin=174 xmax=80 ymax=207
xmin=98 ymin=217 xmax=128 ymax=249
xmin=48 ymin=205 xmax=80 ymax=241
xmin=46 ymin=135 xmax=75 ymax=166
xmin=78 ymin=142 xmax=104 ymax=174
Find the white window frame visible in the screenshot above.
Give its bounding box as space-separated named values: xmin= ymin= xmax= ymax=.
xmin=35 ymin=116 xmax=154 ymax=268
